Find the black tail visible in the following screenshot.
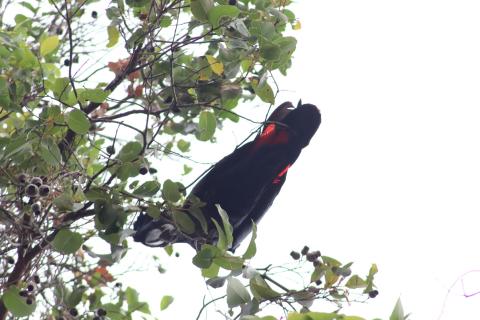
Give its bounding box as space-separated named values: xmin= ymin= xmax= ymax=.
xmin=133 ymin=213 xmax=179 ymax=247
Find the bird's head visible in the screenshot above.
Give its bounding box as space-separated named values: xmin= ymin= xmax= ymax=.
xmin=262 ymin=101 xmax=321 ymax=148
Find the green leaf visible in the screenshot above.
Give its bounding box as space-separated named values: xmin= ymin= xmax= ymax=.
xmin=52 ymin=229 xmax=83 ymax=254
xmin=365 ymin=263 xmax=378 ymax=292
xmin=192 ymin=244 xmax=220 ymax=269
xmin=39 ymin=140 xmax=63 ymax=166
xmin=188 ymin=207 xmax=208 ymax=234
xmin=117 ymin=141 xmax=142 ymax=162
xmin=252 ymin=75 xmax=275 ymax=104
xmin=227 ymin=277 xmax=250 ymax=308
xmin=66 ymin=109 xmax=90 ymax=135
xmin=207 ymin=5 xmax=240 ymax=29
xmin=201 ymin=263 xmax=220 ymax=278
xmin=242 ymin=222 xmax=257 ymax=259
xmin=162 ymin=179 xmax=181 ymax=202
xmin=81 ymin=88 xmax=110 ymax=103
xmin=215 ymin=204 xmax=233 ymax=248
xmin=173 ymin=211 xmax=196 ymax=234
xmin=177 ymin=139 xmax=190 ymax=152
xmin=107 ymin=25 xmax=120 ymax=48
xmin=213 ymin=254 xmax=244 ymax=270
xmin=249 ymin=275 xmax=280 ymax=300
xmin=85 ymin=187 xmax=109 ymax=201
xmin=160 ymin=295 xmax=174 ymax=311
xmin=287 ymin=312 xmax=345 ymax=320
xmin=212 ymin=218 xmax=227 ymax=251
xmin=196 ymin=111 xmax=216 ymax=141
xmin=125 ymin=287 xmax=150 ymax=314
xmin=1 ymin=286 xmax=36 ymax=317
xmin=66 ymin=286 xmax=87 ymax=308
xmin=345 ymin=275 xmax=367 ymax=289
xmin=53 ymin=192 xmax=74 ymax=211
xmin=40 ymin=35 xmax=59 ymax=56
xmin=190 ymin=0 xmax=213 ymax=22
xmin=390 ymin=298 xmax=405 ymax=320
xmin=133 ymin=181 xmax=161 ymax=197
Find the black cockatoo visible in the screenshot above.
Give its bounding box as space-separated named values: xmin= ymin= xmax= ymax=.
xmin=133 ymin=101 xmax=321 ymax=251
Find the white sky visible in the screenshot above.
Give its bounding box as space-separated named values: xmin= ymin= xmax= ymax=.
xmin=124 ymin=1 xmax=480 ymax=319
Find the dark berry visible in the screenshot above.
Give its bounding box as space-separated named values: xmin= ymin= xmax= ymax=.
xmin=301 ymin=246 xmax=309 ymax=255
xmin=33 ymin=275 xmax=40 ymax=284
xmin=290 ymin=251 xmax=300 ymax=260
xmin=229 ymin=0 xmax=237 ymax=5
xmin=69 ymin=308 xmax=78 ymax=316
xmin=139 ymin=166 xmax=148 ymax=175
xmin=96 ymin=308 xmax=107 ymax=316
xmin=306 ymin=252 xmax=317 ymax=262
xmin=26 ymin=184 xmax=39 ymax=197
xmin=64 ymin=59 xmax=70 ymax=66
xmin=26 ymin=298 xmax=33 ymax=305
xmin=19 ymin=290 xmax=28 ymax=297
xmin=32 ymin=203 xmax=42 ymax=213
xmin=91 ymin=11 xmax=98 ymax=18
xmin=39 ymin=185 xmax=50 ymax=197
xmin=30 ymin=177 xmax=43 ymax=187
xmin=106 ymin=145 xmax=115 ymax=155
xmin=17 ymin=173 xmax=27 ymax=184
xmin=7 ymin=256 xmax=14 ymax=264
xmin=368 ymin=290 xmax=379 ymax=298
xmin=114 ymin=282 xmax=122 ymax=288
xmin=315 ymin=279 xmax=322 ymax=286
xmin=56 ymin=28 xmax=63 ymax=35
xmin=27 ymin=283 xmax=35 ymax=292
xmin=148 ymin=168 xmax=157 ymax=174
xmin=175 ymin=252 xmax=180 ymax=257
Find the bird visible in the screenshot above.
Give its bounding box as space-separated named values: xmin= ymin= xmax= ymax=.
xmin=133 ymin=101 xmax=321 ymax=251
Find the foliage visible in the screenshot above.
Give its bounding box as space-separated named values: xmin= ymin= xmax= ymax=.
xmin=0 ymin=0 xmax=404 ymax=319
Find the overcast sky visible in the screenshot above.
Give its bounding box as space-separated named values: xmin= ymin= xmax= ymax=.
xmin=122 ymin=1 xmax=480 ymax=319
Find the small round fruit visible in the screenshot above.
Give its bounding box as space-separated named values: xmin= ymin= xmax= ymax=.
xmin=229 ymin=0 xmax=237 ymax=4
xmin=301 ymin=245 xmax=309 ymax=255
xmin=368 ymin=290 xmax=379 ymax=298
xmin=69 ymin=308 xmax=78 ymax=316
xmin=27 ymin=283 xmax=35 ymax=292
xmin=64 ymin=59 xmax=70 ymax=66
xmin=106 ymin=145 xmax=115 ymax=155
xmin=33 ymin=275 xmax=41 ymax=284
xmin=26 ymin=184 xmax=39 ymax=197
xmin=96 ymin=308 xmax=107 ymax=316
xmin=39 ymin=185 xmax=50 ymax=197
xmin=7 ymin=256 xmax=14 ymax=264
xmin=148 ymin=168 xmax=157 ymax=174
xmin=306 ymin=252 xmax=317 ymax=262
xmin=26 ymin=298 xmax=33 ymax=305
xmin=290 ymin=251 xmax=300 ymax=260
xmin=32 ymin=203 xmax=42 ymax=213
xmin=17 ymin=173 xmax=27 ymax=184
xmin=19 ymin=290 xmax=28 ymax=297
xmin=30 ymin=177 xmax=43 ymax=187
xmin=139 ymin=166 xmax=148 ymax=175
xmin=91 ymin=11 xmax=98 ymax=18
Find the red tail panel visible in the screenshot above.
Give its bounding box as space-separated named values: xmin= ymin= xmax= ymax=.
xmin=254 ymin=123 xmax=290 ymax=151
